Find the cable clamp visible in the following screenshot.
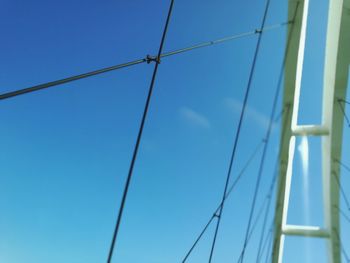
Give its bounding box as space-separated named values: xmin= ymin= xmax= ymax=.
xmin=255 ymin=29 xmax=262 ymax=34
xmin=146 ymin=55 xmax=161 ymax=64
xmin=213 ymin=213 xmax=221 ymax=219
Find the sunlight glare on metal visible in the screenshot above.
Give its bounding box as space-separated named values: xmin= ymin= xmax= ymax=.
xmin=297 ymin=135 xmax=311 ymax=262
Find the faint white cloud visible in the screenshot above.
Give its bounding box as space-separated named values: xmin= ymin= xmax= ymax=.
xmin=179 ymin=106 xmax=211 ymax=129
xmin=223 ymin=97 xmax=277 ymax=130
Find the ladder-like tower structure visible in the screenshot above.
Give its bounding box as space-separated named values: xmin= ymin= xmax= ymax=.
xmin=272 ymin=0 xmax=350 ymax=262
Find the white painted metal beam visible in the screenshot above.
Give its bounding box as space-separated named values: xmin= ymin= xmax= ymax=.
xmin=282 ymin=225 xmax=330 ymax=238
xmin=272 ymin=0 xmax=350 ymax=262
xmin=292 ymin=125 xmax=329 ymax=136
xmin=322 ymin=0 xmax=350 ymax=262
xmin=272 ymin=0 xmax=308 ymax=261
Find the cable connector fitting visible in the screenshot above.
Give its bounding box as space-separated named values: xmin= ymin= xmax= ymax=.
xmin=255 ymin=29 xmax=262 ymax=34
xmin=213 ymin=213 xmax=221 ymax=219
xmin=146 ymin=55 xmax=161 ymax=64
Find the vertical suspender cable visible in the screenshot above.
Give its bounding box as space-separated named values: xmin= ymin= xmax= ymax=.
xmin=106 ymin=1 xmax=175 ymax=262
xmin=207 ymin=0 xmax=272 ymax=261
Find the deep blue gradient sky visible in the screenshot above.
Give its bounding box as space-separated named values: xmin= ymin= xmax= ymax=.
xmin=1 ymin=0 xmax=349 ymax=262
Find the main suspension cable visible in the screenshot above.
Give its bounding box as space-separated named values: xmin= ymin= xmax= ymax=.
xmin=207 ymin=0 xmax=272 ymax=261
xmin=0 ymin=22 xmax=289 ymax=101
xmin=106 ymin=1 xmax=175 ymax=262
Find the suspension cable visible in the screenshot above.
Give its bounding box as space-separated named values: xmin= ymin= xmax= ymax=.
xmin=182 ymin=140 xmax=264 ymax=262
xmin=106 ymin=1 xmax=175 ymax=262
xmin=235 ymin=206 xmax=269 ymax=262
xmin=189 ymin=105 xmax=289 ymax=263
xmin=337 ymin=159 xmax=350 ymax=174
xmin=182 ymin=107 xmax=286 ymax=262
xmin=252 ymin=4 xmax=299 ymax=261
xmin=337 ymin=99 xmax=350 ymax=127
xmin=237 ymin=0 xmax=297 ymax=260
xmin=235 ymin=104 xmax=290 ymax=263
xmin=337 ymin=205 xmax=350 ymax=224
xmin=254 ymin=174 xmax=279 ymax=262
xmin=334 ymin=159 xmax=350 ymax=210
xmin=263 ymin=227 xmax=274 ymax=263
xmin=236 ymin=198 xmax=274 ymax=263
xmin=0 ymin=22 xmax=289 ymax=101
xmin=258 ymin=224 xmax=274 ymax=263
xmin=252 ymin=109 xmax=291 ymax=262
xmin=236 ymin=144 xmax=283 ymax=262
xmin=207 ymin=0 xmax=272 ymax=261
xmin=333 ymin=171 xmax=350 ymax=211
xmin=339 ymin=99 xmax=350 ymax=105
xmin=335 ymin=230 xmax=350 ymax=262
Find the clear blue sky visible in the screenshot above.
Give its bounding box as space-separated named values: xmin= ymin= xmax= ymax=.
xmin=0 ymin=0 xmax=349 ymax=262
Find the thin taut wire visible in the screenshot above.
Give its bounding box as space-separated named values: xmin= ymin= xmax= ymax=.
xmin=181 ymin=107 xmax=286 ymax=262
xmin=182 ymin=140 xmax=264 ymax=262
xmin=253 ymin=4 xmax=299 ymax=261
xmin=207 ymin=0 xmax=273 ymax=261
xmin=337 ymin=99 xmax=350 ymax=127
xmin=106 ymin=0 xmax=175 ymax=262
xmin=0 ymin=22 xmax=289 ymax=101
xmin=235 ymin=104 xmax=291 ymax=263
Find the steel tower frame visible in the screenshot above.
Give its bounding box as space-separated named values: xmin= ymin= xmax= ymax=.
xmin=272 ymin=0 xmax=350 ymax=262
